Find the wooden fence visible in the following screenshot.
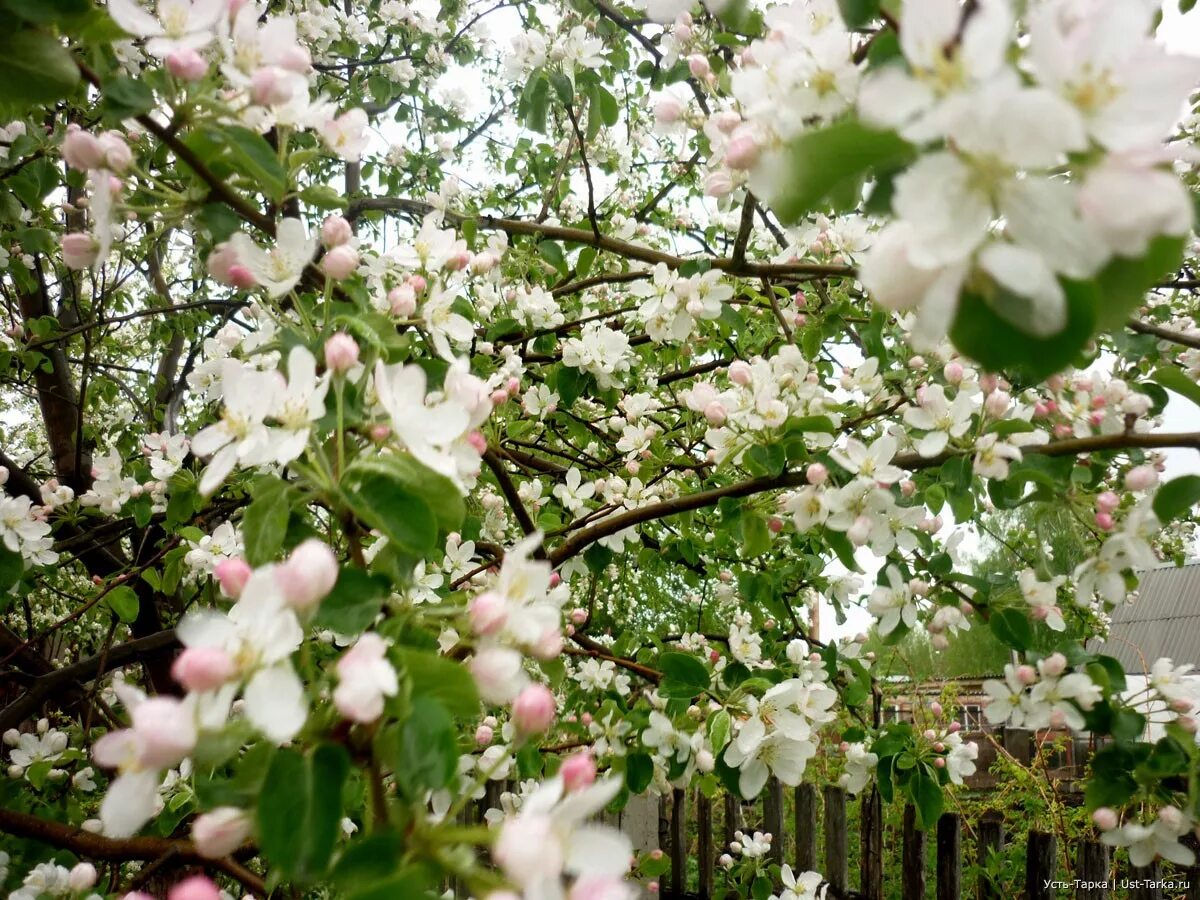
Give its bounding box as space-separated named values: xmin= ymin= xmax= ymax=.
xmin=635 ymin=781 xmax=1200 ymax=900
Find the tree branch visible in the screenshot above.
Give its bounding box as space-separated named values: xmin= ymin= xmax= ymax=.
xmin=0 ymin=808 xmax=265 ymax=895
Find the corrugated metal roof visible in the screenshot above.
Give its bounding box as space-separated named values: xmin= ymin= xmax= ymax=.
xmin=1087 ymin=561 xmax=1200 ymax=673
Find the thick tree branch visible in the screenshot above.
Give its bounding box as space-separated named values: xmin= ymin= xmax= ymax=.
xmin=0 ymin=808 xmax=264 ymax=894
xmin=547 ymin=431 xmax=1200 ymax=565
xmin=346 ymin=196 xmax=853 ymax=280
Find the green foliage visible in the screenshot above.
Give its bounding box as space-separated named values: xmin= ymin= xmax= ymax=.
xmin=258 ymin=744 xmax=350 ymax=882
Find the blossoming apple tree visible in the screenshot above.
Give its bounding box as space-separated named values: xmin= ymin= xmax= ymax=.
xmin=1 ymin=0 xmax=1199 ymax=896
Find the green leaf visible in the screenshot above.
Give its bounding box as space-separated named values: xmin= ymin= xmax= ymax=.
xmin=950 ymin=279 xmax=1096 ymax=380
xmin=0 ymin=0 xmax=90 ymax=23
xmin=538 ymin=240 xmax=567 ymax=274
xmin=908 ymin=771 xmax=943 ymax=830
xmin=1153 ymin=365 xmax=1200 ymax=408
xmin=740 ymin=513 xmax=772 ymax=559
xmin=707 ymin=709 xmax=731 ymax=752
xmin=1153 ymin=475 xmax=1200 ymax=523
xmin=549 ymin=71 xmax=574 ymax=105
xmin=341 ymin=464 xmax=438 ymax=556
xmin=0 ymin=29 xmax=80 ymax=107
xmin=0 ymin=546 xmax=24 ymax=592
xmin=393 ymin=648 xmax=480 ymax=718
xmin=241 ymin=478 xmax=293 ymax=566
xmin=659 ymin=651 xmax=710 ymax=698
xmin=625 ymin=752 xmax=654 ymax=793
xmin=770 ymin=121 xmax=914 ymax=223
xmin=101 ymin=76 xmax=156 ymax=121
xmin=224 ymin=126 xmax=288 ymax=201
xmin=343 ymin=456 xmax=464 ymax=535
xmin=395 ymin=697 xmax=457 ymax=796
xmin=525 ymin=74 xmax=550 ymax=133
xmin=313 ymin=567 xmax=391 ymax=635
xmin=258 ymin=744 xmax=349 ymax=882
xmin=989 ymin=608 xmax=1033 ymax=651
xmin=838 ymin=0 xmax=880 ymax=28
xmin=105 ymin=585 xmax=139 ymax=624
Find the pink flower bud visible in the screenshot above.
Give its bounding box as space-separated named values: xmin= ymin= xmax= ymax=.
xmin=61 ymin=233 xmax=99 ymax=270
xmin=1016 ymin=665 xmax=1038 ymax=686
xmin=324 ymin=333 xmax=360 ymax=373
xmin=561 ymin=751 xmax=597 ymax=791
xmin=167 ymin=48 xmax=208 ymax=80
xmin=704 ymin=170 xmax=734 ymax=197
xmin=1172 ymin=698 xmax=1193 ymax=713
xmin=805 ymin=462 xmax=828 ymax=485
xmin=131 ymin=697 xmax=197 ymax=768
xmin=934 ymin=757 xmax=946 ymax=768
xmin=569 ymin=607 xmax=588 ymax=625
xmin=68 ymin=863 xmax=97 ymax=892
xmin=469 ymin=591 xmax=508 ymax=636
xmin=321 ymin=244 xmax=360 ymax=280
xmin=675 ymin=23 xmax=693 ymax=40
xmin=1124 ymin=464 xmax=1158 ymax=492
xmin=206 ymin=242 xmax=242 ymax=286
xmin=172 ymin=647 xmax=237 ymax=693
xmin=490 ymin=389 xmax=509 ymax=405
xmin=168 ymin=875 xmax=221 ymax=900
xmin=62 ymin=126 xmax=105 ymax=171
xmin=1041 ymin=652 xmax=1067 ymax=678
xmin=1092 ymin=807 xmax=1118 ymax=830
xmin=654 ymin=96 xmax=683 ymax=124
xmin=724 ymin=135 xmax=759 ymax=171
xmin=466 ymin=430 xmax=488 ymax=454
xmin=767 ymin=516 xmax=783 ymax=534
xmin=278 ymin=45 xmax=313 ymax=74
xmin=703 ymin=401 xmax=727 ymax=425
xmin=97 ymin=131 xmax=132 ymax=173
xmin=948 ymin=721 xmax=961 ymax=733
xmin=943 ymin=361 xmax=964 ymax=384
xmin=933 ymin=741 xmax=945 ymax=752
xmin=709 ymin=649 xmax=720 ymax=663
xmin=847 ymin=514 xmax=872 ymax=546
xmin=687 ymin=54 xmax=710 ymax=78
xmin=446 ymin=251 xmax=472 ymax=272
xmin=931 ymin=634 xmax=949 ymax=650
xmin=929 ymin=701 xmax=943 ymax=716
xmin=1031 ymin=606 xmax=1050 ymax=621
xmin=900 ymin=479 xmax=916 ymax=497
xmin=1053 ymin=423 xmax=1073 ymax=438
xmin=979 ymin=373 xmax=999 ymax=395
xmin=388 ymin=284 xmax=417 ymax=316
xmin=984 ymin=390 xmax=1010 ymax=418
xmin=475 ymin=724 xmax=494 ymax=746
xmin=276 ymin=539 xmax=339 ymax=610
xmin=580 ymin=712 xmax=592 ymax=726
xmin=728 ymin=360 xmax=752 ymax=385
xmin=1178 ymin=715 xmax=1197 ymax=733
xmin=532 ymin=628 xmax=564 ymax=660
xmin=321 ymin=215 xmax=354 ymax=248
xmin=1094 ymin=511 xmax=1114 ymax=531
xmin=549 ymin=572 xmax=562 ymax=588
xmin=191 ymin=807 xmax=251 ymax=858
xmin=512 ymin=683 xmax=555 ymax=735
xmin=470 ymin=251 xmax=497 ymax=274
xmin=250 ymin=67 xmax=294 ymax=106
xmin=407 ymin=274 xmax=428 ymax=293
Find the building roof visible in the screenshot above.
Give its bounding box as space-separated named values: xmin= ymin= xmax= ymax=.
xmin=1087 ymin=560 xmax=1200 ymax=673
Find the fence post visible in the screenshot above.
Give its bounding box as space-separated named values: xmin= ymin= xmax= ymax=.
xmin=902 ymin=804 xmax=926 ymax=900
xmin=764 ymin=777 xmax=784 ymax=869
xmin=823 ymin=785 xmax=848 ymax=894
xmin=1025 ymin=831 xmax=1056 ymax=900
xmin=936 ymin=813 xmax=961 ymax=900
xmin=976 ymin=816 xmax=1005 ymax=900
xmin=1129 ymin=861 xmax=1162 ymax=900
xmin=795 ymin=784 xmax=817 ymax=873
xmin=724 ymin=792 xmax=740 ymax=848
xmin=670 ymin=787 xmax=686 ymax=897
xmin=860 ymin=787 xmax=883 ymax=900
xmin=698 ymin=791 xmax=713 ymax=900
xmin=1075 ymin=840 xmax=1110 ymax=899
